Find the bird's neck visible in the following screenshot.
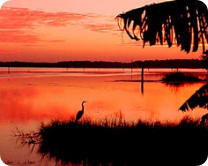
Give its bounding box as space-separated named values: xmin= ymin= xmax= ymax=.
xmin=82 ymin=103 xmax=85 ymax=112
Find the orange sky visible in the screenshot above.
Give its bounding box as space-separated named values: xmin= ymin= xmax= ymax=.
xmin=0 ymin=0 xmax=204 ymax=62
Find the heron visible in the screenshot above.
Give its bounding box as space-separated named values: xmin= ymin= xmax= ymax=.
xmin=75 ymin=101 xmax=86 ymax=123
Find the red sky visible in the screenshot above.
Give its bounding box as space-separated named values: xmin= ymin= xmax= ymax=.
xmin=0 ymin=0 xmax=205 ymax=62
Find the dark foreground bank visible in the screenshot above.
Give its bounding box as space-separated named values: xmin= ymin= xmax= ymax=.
xmin=16 ymin=117 xmax=208 ymax=166
xmin=0 ymin=59 xmax=206 ymax=68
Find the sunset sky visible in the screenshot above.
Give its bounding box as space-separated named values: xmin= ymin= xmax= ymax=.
xmin=0 ymin=0 xmax=205 ymax=62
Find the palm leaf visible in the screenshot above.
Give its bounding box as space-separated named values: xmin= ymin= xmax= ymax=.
xmin=116 ymin=0 xmax=208 ymax=53
xmin=179 ymin=83 xmax=208 ymax=111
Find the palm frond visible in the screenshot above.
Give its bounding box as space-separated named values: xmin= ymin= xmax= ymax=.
xmin=116 ymin=0 xmax=208 ymax=53
xmin=179 ymin=83 xmax=208 ymax=111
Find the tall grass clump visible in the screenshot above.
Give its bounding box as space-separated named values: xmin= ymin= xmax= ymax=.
xmin=17 ymin=116 xmax=208 ymax=166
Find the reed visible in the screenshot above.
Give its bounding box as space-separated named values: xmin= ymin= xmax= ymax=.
xmin=16 ymin=116 xmax=208 ymax=165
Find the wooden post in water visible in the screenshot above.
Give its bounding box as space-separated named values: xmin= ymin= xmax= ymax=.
xmin=131 ymin=61 xmax=133 ymax=80
xmin=141 ymin=67 xmax=144 ymax=94
xmin=8 ymin=63 xmax=10 ymax=74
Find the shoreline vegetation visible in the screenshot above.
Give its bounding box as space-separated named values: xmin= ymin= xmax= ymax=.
xmin=162 ymin=72 xmax=207 ymax=86
xmin=114 ymin=72 xmax=207 ymax=84
xmin=162 ymin=72 xmax=203 ymax=82
xmin=16 ymin=116 xmax=208 ymax=166
xmin=0 ymin=59 xmax=207 ymax=68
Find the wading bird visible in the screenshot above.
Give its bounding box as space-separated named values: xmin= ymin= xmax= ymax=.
xmin=75 ymin=101 xmax=86 ymax=122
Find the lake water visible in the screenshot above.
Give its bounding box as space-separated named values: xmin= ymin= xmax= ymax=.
xmin=0 ymin=67 xmax=207 ymax=165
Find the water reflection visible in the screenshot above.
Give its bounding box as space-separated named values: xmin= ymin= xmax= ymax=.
xmin=141 ymin=67 xmax=144 ymax=94
xmin=0 ymin=76 xmax=206 ymax=123
xmin=0 ymin=68 xmax=207 ymax=165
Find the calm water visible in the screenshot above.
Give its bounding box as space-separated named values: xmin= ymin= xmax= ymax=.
xmin=0 ymin=67 xmax=207 ymax=165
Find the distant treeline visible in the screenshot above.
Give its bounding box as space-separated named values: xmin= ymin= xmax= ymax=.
xmin=0 ymin=59 xmax=206 ymax=68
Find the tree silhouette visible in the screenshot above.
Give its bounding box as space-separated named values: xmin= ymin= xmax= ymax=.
xmin=117 ymin=0 xmax=208 ymax=112
xmin=116 ymin=0 xmax=208 ymax=53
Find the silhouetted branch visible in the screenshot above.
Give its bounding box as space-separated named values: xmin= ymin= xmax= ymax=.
xmin=201 ymin=51 xmax=208 ymax=70
xmin=179 ymin=83 xmax=208 ymax=111
xmin=116 ymin=0 xmax=208 ymax=53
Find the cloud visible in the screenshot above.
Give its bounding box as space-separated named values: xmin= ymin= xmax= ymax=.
xmin=47 ymin=39 xmax=66 ymax=43
xmin=0 ymin=30 xmax=40 ymax=43
xmin=0 ymin=48 xmax=19 ymax=55
xmin=0 ymin=7 xmax=117 ymax=44
xmin=0 ymin=7 xmax=90 ymax=29
xmin=84 ymin=23 xmax=118 ymax=33
xmin=0 ymin=7 xmax=91 ymax=43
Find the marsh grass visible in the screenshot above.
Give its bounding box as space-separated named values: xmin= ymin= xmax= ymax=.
xmin=16 ymin=116 xmax=208 ymax=166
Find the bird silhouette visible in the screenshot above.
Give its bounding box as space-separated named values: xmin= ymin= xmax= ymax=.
xmin=0 ymin=0 xmax=10 ymax=8
xmin=75 ymin=101 xmax=86 ymax=123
